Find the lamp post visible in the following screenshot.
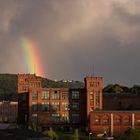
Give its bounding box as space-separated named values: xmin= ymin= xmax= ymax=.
xmin=89 ymin=132 xmax=92 ymax=140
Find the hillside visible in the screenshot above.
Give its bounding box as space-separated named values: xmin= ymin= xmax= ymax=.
xmin=103 ymin=84 xmax=140 ymax=93
xmin=0 ymin=74 xmax=84 ymax=95
xmin=0 ymin=74 xmax=140 ymax=95
xmin=0 ymin=74 xmax=17 ymax=94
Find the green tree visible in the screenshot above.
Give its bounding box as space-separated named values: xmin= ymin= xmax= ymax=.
xmin=117 ymin=128 xmax=140 ymax=140
xmin=43 ymin=128 xmax=58 ymax=140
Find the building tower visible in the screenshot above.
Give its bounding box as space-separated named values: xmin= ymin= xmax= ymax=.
xmin=85 ymin=76 xmax=103 ymax=118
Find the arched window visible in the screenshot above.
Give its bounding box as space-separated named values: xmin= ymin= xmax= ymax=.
xmin=123 ymin=115 xmax=130 ymax=125
xmin=114 ymin=115 xmax=121 ymax=125
xmin=94 ymin=115 xmax=100 ymax=124
xmin=101 ymin=115 xmax=109 ymax=124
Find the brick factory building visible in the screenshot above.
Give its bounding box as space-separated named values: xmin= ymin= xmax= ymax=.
xmin=18 ymin=74 xmax=88 ymax=129
xmin=17 ymin=74 xmax=140 ymax=136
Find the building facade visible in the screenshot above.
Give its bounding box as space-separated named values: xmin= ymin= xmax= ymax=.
xmin=18 ymin=74 xmax=89 ymax=129
xmin=17 ymin=73 xmax=140 ymax=136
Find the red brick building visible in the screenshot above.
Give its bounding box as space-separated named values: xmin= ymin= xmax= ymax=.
xmin=85 ymin=76 xmax=103 ymax=116
xmin=18 ymin=74 xmax=86 ymax=129
xmin=17 ymin=74 xmax=140 ymax=136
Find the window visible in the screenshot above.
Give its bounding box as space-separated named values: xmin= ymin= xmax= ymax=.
xmin=72 ymin=91 xmax=80 ymax=99
xmin=52 ymin=90 xmax=60 ymax=100
xmin=90 ymin=82 xmax=94 ymax=87
xmin=62 ymin=114 xmax=69 ymax=123
xmin=90 ymin=100 xmax=94 ymax=106
xmin=62 ymin=102 xmax=69 ymax=111
xmin=32 ymin=114 xmax=38 ymax=123
xmin=62 ymin=91 xmax=69 ymax=99
xmin=52 ymin=114 xmax=60 ymax=123
xmin=94 ymin=116 xmax=100 ymax=124
xmin=37 ymin=82 xmax=41 ymax=88
xmin=123 ymin=116 xmax=130 ymax=124
xmin=96 ymin=95 xmax=100 ymax=106
xmin=52 ymin=102 xmax=60 ymax=111
xmin=22 ymin=102 xmax=27 ymax=109
xmin=32 ymin=102 xmax=38 ymax=111
xmin=90 ymin=107 xmax=94 ymax=111
xmin=71 ymin=114 xmax=80 ymax=123
xmin=20 ymin=78 xmax=25 ymax=82
xmin=42 ymin=91 xmax=50 ymax=99
xmin=22 ymin=86 xmax=28 ymax=91
xmin=115 ymin=117 xmax=121 ymax=124
xmin=42 ymin=102 xmax=50 ymax=111
xmin=136 ymin=119 xmax=140 ymax=124
xmin=102 ymin=116 xmax=109 ymax=124
xmin=32 ymin=91 xmax=38 ymax=100
xmin=22 ymin=93 xmax=27 ymax=101
xmin=72 ymin=101 xmax=79 ymax=110
xmin=90 ymin=94 xmax=94 ymax=100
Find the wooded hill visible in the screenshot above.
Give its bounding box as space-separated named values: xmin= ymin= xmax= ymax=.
xmin=0 ymin=74 xmax=84 ymax=95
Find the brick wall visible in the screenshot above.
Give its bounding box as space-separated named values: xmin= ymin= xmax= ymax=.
xmin=0 ymin=101 xmax=18 ymax=123
xmin=89 ymin=111 xmax=140 ymax=136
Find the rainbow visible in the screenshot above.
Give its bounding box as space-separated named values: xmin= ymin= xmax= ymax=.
xmin=21 ymin=37 xmax=44 ymax=76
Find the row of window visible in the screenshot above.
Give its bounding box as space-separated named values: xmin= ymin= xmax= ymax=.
xmin=32 ymin=102 xmax=80 ymax=111
xmin=32 ymin=113 xmax=80 ymax=123
xmin=90 ymin=82 xmax=100 ymax=87
xmin=93 ymin=117 xmax=134 ymax=125
xmin=32 ymin=91 xmax=80 ymax=100
xmin=0 ymin=106 xmax=17 ymax=109
xmin=21 ymin=83 xmax=41 ymax=92
xmin=0 ymin=112 xmax=17 ymax=116
xmin=0 ymin=117 xmax=17 ymax=122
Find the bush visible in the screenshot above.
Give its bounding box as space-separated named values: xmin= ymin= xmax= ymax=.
xmin=43 ymin=128 xmax=58 ymax=140
xmin=116 ymin=128 xmax=140 ymax=140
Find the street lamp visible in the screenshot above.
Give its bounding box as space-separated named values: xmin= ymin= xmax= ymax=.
xmin=89 ymin=132 xmax=92 ymax=140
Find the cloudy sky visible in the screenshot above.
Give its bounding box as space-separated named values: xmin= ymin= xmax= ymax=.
xmin=0 ymin=0 xmax=140 ymax=86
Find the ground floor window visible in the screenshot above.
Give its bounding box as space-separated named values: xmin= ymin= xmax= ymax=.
xmin=62 ymin=114 xmax=70 ymax=123
xmin=52 ymin=114 xmax=60 ymax=123
xmin=71 ymin=114 xmax=80 ymax=123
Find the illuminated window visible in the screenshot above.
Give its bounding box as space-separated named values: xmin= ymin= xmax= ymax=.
xmin=62 ymin=114 xmax=69 ymax=123
xmin=52 ymin=102 xmax=60 ymax=111
xmin=62 ymin=91 xmax=69 ymax=99
xmin=90 ymin=100 xmax=94 ymax=106
xmin=32 ymin=91 xmax=38 ymax=100
xmin=52 ymin=114 xmax=60 ymax=123
xmin=52 ymin=90 xmax=60 ymax=100
xmin=42 ymin=91 xmax=50 ymax=99
xmin=42 ymin=102 xmax=50 ymax=111
xmin=62 ymin=102 xmax=69 ymax=111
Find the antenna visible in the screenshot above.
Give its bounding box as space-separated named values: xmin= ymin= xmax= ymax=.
xmin=34 ymin=64 xmax=36 ymax=75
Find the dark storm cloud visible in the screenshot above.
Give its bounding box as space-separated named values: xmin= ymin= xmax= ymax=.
xmin=0 ymin=0 xmax=140 ymax=86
